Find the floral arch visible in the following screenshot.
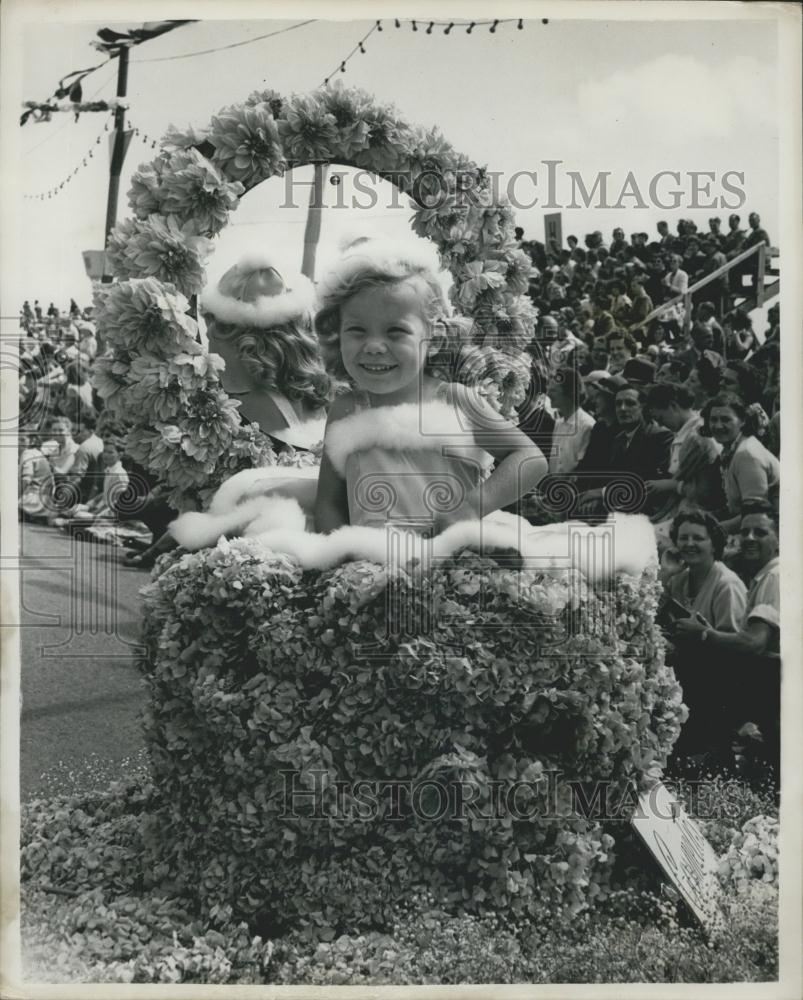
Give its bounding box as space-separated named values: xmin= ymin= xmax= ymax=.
xmin=94 ymin=84 xmax=537 ymax=513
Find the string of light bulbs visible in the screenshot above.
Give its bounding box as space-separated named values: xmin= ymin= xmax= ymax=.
xmin=320 ymin=17 xmax=536 ymax=87
xmin=23 ymin=121 xmax=113 ymax=200
xmin=22 ymin=116 xmax=161 ymax=201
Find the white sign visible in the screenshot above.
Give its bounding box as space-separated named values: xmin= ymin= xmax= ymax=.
xmin=631 ymin=781 xmax=725 ymax=931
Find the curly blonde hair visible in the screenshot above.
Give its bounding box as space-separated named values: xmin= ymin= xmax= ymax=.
xmin=206 ymin=316 xmax=341 ymax=410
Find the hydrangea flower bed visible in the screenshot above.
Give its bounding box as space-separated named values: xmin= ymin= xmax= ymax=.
xmin=20 ymin=778 xmax=778 ymax=984
xmin=119 ymin=543 xmax=684 ymax=936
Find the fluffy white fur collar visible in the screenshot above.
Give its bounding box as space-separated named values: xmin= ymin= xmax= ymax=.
xmin=325 ymin=401 xmax=493 ymax=477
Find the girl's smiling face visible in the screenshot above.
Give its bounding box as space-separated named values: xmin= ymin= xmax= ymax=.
xmin=339 ymin=279 xmax=433 ymax=399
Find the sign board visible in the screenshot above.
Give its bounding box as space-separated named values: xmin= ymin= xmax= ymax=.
xmin=544 ymin=212 xmax=563 ymax=253
xmin=82 ymin=250 xmax=111 ymax=281
xmin=631 ymin=781 xmax=725 ymax=932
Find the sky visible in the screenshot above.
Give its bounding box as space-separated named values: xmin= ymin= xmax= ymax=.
xmin=11 ymin=10 xmax=779 ymax=309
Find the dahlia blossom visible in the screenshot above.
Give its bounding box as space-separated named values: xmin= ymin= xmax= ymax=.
xmin=159 ymin=148 xmax=245 ymax=236
xmin=456 ymin=259 xmax=507 ymax=309
xmin=91 ymin=355 xmax=130 ymax=412
xmin=161 ymin=122 xmax=211 ymax=154
xmin=277 ymin=95 xmax=340 ymax=162
xmin=93 ymin=277 xmax=198 ymax=356
xmin=353 ymin=104 xmax=411 ymax=173
xmin=244 ymin=89 xmax=284 ymax=118
xmin=318 ymin=84 xmax=372 ymax=158
xmin=128 ymin=156 xmax=169 ymax=219
xmin=208 ymin=102 xmax=286 ymax=188
xmin=110 ymin=215 xmax=213 ymax=296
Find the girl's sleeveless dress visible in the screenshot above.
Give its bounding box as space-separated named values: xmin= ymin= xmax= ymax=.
xmin=328 ymin=383 xmax=494 ymax=533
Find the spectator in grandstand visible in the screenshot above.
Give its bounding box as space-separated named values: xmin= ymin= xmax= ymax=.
xmin=646 ymin=382 xmax=704 ymax=479
xmin=622 ymin=357 xmax=656 ymax=387
xmin=610 ymin=227 xmax=628 ymax=256
xmin=720 ymin=362 xmax=766 ymax=407
xmin=34 ymin=301 xmax=43 ymax=321
xmin=576 ymin=380 xmax=672 ymax=515
xmin=694 ymin=301 xmax=725 ymax=354
xmin=699 ymin=242 xmax=729 ymax=315
xmin=723 ymin=213 xmax=746 ymax=264
xmin=707 ymin=392 xmax=780 ymax=531
xmin=744 ymin=212 xmax=771 ymax=252
xmin=47 ymin=302 xmax=58 ymax=319
xmin=546 ymin=367 xmax=596 ymax=475
xmin=656 ymin=220 xmax=671 ymax=246
xmin=674 ymin=501 xmax=780 ymax=768
xmin=19 ymin=429 xmax=54 ymax=520
xmin=683 ymin=356 xmax=721 ymax=409
xmin=675 ymin=322 xmax=726 ymax=372
xmin=627 ymin=275 xmax=654 ymax=334
xmin=708 ymin=217 xmax=724 ymax=245
xmin=69 ymin=298 xmax=80 ymax=318
xmin=665 ymin=509 xmax=747 ymax=633
xmin=655 ymin=358 xmax=691 ymax=385
xmin=60 ymin=358 xmax=96 ymax=425
xmin=608 ymin=279 xmax=632 ymax=325
xmin=546 ymin=317 xmax=583 ymax=370
xmin=76 ymin=322 xmax=98 ymax=361
xmin=657 ymin=253 xmax=689 ymax=333
xmin=66 ymin=415 xmax=105 ymax=502
xmin=589 ymin=337 xmax=610 ymax=372
xmin=644 ymin=381 xmax=726 ymax=521
xmin=606 ymin=330 xmax=638 ymax=375
xmin=46 ymin=416 xmax=79 ymax=479
xmin=54 ymin=438 xmax=131 ymax=528
xmin=720 ymin=310 xmax=756 ymax=361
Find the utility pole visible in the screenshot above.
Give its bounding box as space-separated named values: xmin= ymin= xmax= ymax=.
xmin=101 ymin=45 xmax=131 ymax=283
xmin=301 ymin=163 xmax=329 ymax=281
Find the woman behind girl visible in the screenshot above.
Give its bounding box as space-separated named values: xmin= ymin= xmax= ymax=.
xmin=312 ymin=237 xmax=547 ymax=535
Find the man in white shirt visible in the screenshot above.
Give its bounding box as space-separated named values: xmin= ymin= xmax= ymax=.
xmin=645 ymin=381 xmax=709 ymax=479
xmin=68 ymin=415 xmax=106 ymax=499
xmin=546 ymin=367 xmax=596 ymax=475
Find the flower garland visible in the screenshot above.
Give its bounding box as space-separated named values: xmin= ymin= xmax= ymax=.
xmin=98 ymin=83 xmax=537 ymax=512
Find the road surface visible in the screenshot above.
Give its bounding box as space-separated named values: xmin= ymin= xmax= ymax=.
xmin=15 ymin=522 xmax=152 ymax=800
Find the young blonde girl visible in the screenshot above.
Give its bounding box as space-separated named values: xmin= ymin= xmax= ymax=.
xmin=313 ymin=237 xmax=547 ymax=536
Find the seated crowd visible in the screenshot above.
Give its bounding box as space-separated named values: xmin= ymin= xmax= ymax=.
xmin=511 ymin=219 xmax=780 ymax=769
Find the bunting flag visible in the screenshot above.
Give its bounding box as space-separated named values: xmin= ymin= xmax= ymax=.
xmin=21 ymin=21 xmax=197 ymax=126
xmin=92 ymin=20 xmax=198 ymax=53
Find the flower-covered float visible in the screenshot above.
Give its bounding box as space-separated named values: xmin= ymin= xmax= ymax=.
xmin=90 ymin=85 xmax=687 ymax=932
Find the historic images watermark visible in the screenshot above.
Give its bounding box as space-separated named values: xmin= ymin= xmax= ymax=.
xmin=279 ymin=769 xmax=757 ymax=824
xmin=281 ymin=162 xmax=748 ymax=212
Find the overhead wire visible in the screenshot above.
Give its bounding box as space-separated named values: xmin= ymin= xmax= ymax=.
xmin=131 ymin=19 xmax=315 ymax=62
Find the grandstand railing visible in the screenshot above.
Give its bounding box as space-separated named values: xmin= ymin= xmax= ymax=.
xmin=639 ymin=243 xmax=780 ymax=334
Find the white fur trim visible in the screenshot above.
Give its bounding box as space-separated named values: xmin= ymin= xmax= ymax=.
xmin=207 ymin=465 xmax=318 ymax=515
xmin=316 ymin=236 xmax=453 ymax=315
xmin=325 ymin=401 xmax=493 ymax=477
xmin=244 ymin=512 xmax=656 ymax=579
xmin=200 ymin=272 xmax=316 ymax=328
